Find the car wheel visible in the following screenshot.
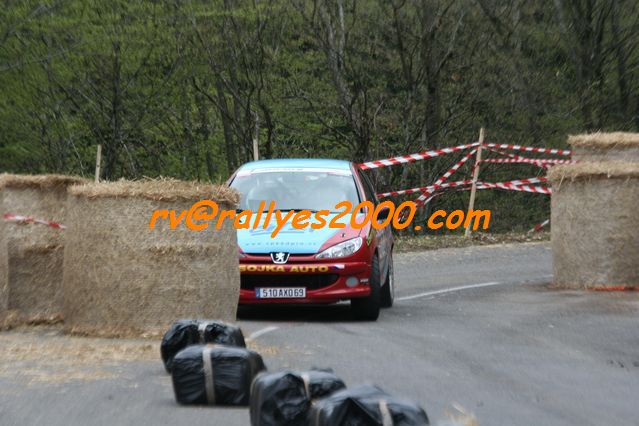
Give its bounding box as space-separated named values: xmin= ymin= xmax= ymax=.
xmin=351 ymin=254 xmax=381 ymax=321
xmin=381 ymin=253 xmax=394 ymax=308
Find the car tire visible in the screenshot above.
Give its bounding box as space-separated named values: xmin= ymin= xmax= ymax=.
xmin=381 ymin=253 xmax=394 ymax=308
xmin=351 ymin=254 xmax=381 ymax=321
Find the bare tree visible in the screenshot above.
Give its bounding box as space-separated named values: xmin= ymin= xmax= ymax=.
xmin=294 ymin=0 xmax=383 ymax=161
xmin=553 ymin=0 xmax=613 ymax=130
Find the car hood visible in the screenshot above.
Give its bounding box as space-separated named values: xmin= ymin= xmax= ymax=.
xmin=237 ymin=212 xmax=356 ymax=255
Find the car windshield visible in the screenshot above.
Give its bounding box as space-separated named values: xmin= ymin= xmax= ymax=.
xmin=230 ymin=168 xmax=360 ymax=212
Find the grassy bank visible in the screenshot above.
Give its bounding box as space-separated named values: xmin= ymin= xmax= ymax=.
xmin=394 ymin=231 xmax=550 ymax=253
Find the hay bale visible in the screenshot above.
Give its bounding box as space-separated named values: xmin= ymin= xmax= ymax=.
xmin=568 ymin=132 xmax=639 ymax=162
xmin=548 ymin=162 xmax=639 ymax=289
xmin=0 ymin=174 xmax=86 ymax=320
xmin=62 ymin=178 xmax=240 ymax=337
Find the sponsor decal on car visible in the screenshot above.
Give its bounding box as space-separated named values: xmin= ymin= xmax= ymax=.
xmin=239 ymin=265 xmax=331 ymax=273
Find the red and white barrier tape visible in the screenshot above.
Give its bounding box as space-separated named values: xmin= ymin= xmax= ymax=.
xmin=414 ymin=148 xmax=478 ymax=206
xmin=358 ymin=142 xmax=480 ymax=170
xmin=377 ymin=179 xmax=474 ymax=198
xmin=494 ymin=177 xmax=547 ymax=186
xmin=483 ymin=143 xmax=572 ymax=156
xmin=360 ymin=141 xmax=570 ymax=171
xmin=484 ymin=146 xmax=551 ymax=168
xmin=475 ymin=182 xmax=552 ymax=194
xmin=365 ymin=140 xmax=566 ymax=209
xmin=485 ymin=146 xmax=529 ymax=161
xmin=482 ymin=158 xmax=574 ymax=165
xmin=444 ymin=178 xmax=551 ymax=193
xmin=2 ymin=213 xmax=66 ymax=230
xmin=379 ymin=172 xmax=544 ymax=199
xmin=528 ymin=219 xmax=550 ymax=233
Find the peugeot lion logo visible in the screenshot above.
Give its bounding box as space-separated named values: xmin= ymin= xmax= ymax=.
xmin=271 ymin=252 xmax=290 ymax=264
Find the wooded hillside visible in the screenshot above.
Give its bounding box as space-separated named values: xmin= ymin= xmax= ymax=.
xmin=1 ymin=0 xmax=637 ymax=230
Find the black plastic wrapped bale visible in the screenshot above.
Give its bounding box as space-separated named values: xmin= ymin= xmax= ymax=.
xmin=250 ymin=369 xmax=346 ymax=426
xmin=171 ymin=344 xmax=266 ymax=406
xmin=161 ymin=319 xmax=246 ymax=372
xmin=308 ymin=384 xmax=429 ymax=426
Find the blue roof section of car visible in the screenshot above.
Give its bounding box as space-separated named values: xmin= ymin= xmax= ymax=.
xmin=238 ymin=158 xmax=353 ymax=171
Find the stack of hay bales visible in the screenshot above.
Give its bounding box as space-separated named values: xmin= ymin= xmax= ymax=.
xmin=548 ymin=132 xmax=639 ymax=289
xmin=63 ymin=179 xmax=240 ymax=337
xmin=569 ymin=132 xmax=639 ymax=162
xmin=0 ymin=174 xmax=85 ymax=320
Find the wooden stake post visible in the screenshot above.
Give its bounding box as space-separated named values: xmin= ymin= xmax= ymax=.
xmin=95 ymin=144 xmax=102 ymax=183
xmin=252 ymin=112 xmax=259 ymax=161
xmin=253 ymin=139 xmax=259 ymax=161
xmin=465 ymin=128 xmax=484 ymax=237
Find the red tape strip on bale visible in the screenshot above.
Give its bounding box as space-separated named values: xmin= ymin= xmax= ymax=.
xmin=589 ymin=286 xmax=639 ymax=292
xmin=2 ymin=213 xmax=66 ymax=230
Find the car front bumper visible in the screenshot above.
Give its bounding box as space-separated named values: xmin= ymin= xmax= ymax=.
xmin=238 ymin=261 xmax=372 ymax=304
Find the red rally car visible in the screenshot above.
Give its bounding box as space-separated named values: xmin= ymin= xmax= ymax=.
xmin=227 ymin=159 xmax=394 ymax=320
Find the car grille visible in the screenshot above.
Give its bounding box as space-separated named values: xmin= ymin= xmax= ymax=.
xmin=245 ymin=254 xmax=316 ymax=258
xmin=240 ymin=274 xmax=339 ymax=291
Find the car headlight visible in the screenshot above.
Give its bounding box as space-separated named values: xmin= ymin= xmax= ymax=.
xmin=316 ymin=237 xmax=363 ymax=259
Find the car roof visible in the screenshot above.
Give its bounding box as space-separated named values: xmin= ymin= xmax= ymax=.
xmin=238 ymin=158 xmax=353 ymax=171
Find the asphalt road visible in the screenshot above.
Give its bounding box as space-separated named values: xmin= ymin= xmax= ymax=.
xmin=1 ymin=242 xmax=638 ymax=426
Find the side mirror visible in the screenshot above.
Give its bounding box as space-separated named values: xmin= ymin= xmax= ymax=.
xmin=376 ymin=206 xmax=391 ymax=222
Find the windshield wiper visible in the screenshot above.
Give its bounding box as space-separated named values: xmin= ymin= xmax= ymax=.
xmin=280 ymin=208 xmax=319 ymax=213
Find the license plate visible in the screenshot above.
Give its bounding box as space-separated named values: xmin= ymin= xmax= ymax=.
xmin=255 ymin=287 xmax=306 ymax=299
